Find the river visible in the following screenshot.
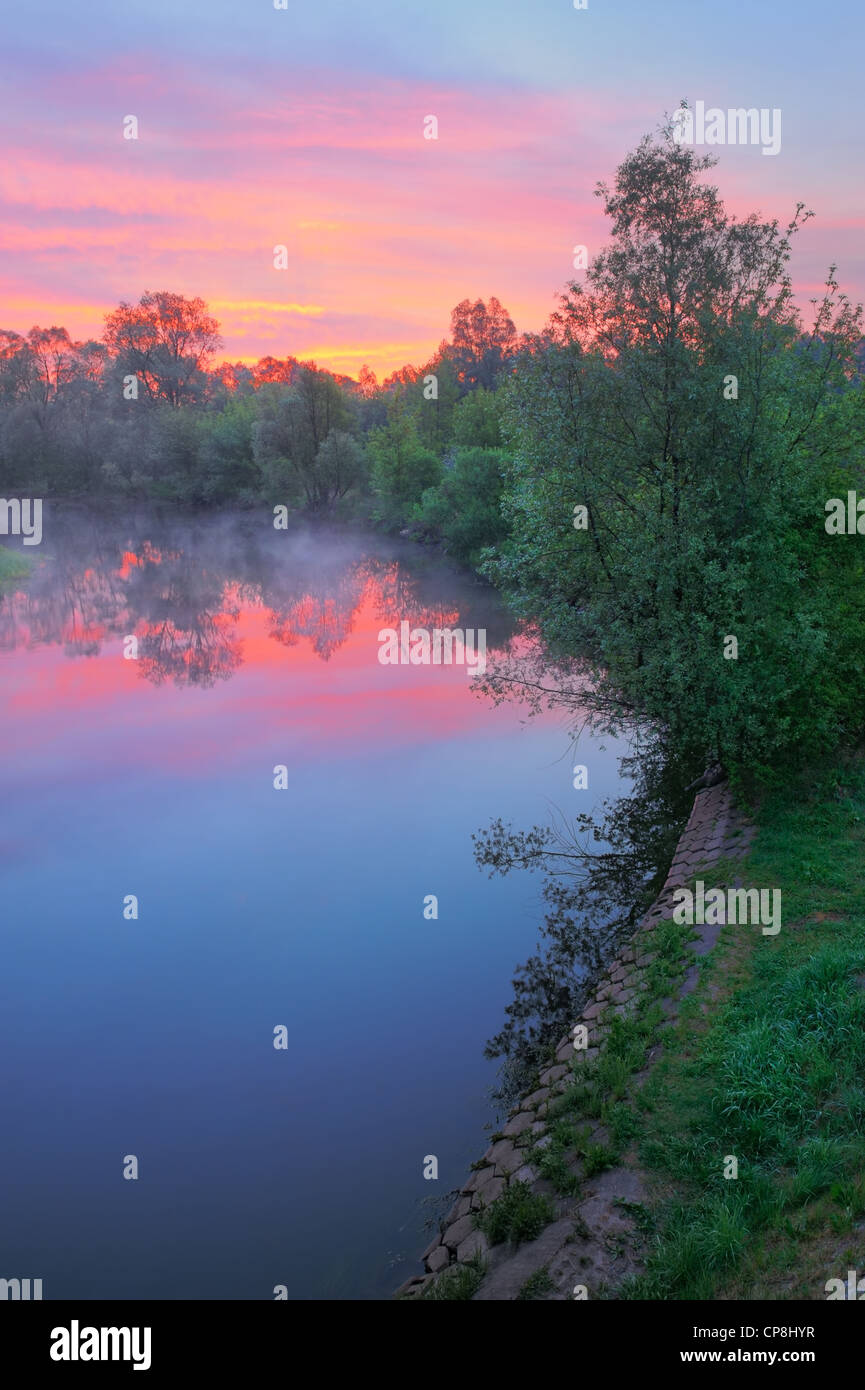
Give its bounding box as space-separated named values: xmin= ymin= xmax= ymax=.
xmin=0 ymin=506 xmax=627 ymax=1299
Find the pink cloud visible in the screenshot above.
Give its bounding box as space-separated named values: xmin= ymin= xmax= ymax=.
xmin=0 ymin=60 xmax=860 ymax=378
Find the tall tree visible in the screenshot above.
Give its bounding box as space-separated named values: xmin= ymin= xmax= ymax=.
xmin=103 ymin=291 xmax=221 ymax=407
xmin=488 ymin=123 xmax=865 ymax=780
xmin=449 ymin=296 xmax=517 ymax=391
xmin=368 ymin=391 xmax=441 ymax=525
xmin=252 ymin=366 xmax=358 ymax=510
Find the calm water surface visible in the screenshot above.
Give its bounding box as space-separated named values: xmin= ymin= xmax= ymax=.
xmin=0 ymin=508 xmax=626 ymax=1299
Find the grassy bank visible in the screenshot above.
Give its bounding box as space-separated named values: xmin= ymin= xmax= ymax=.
xmin=621 ymin=755 xmax=865 ymax=1299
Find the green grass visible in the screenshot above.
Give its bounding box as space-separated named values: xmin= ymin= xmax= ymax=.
xmin=525 ymin=927 xmax=693 ymax=1200
xmin=618 ymin=757 xmax=865 ymax=1299
xmin=418 ymin=1251 xmax=487 ymax=1300
xmin=517 ymin=1266 xmax=554 ymax=1300
xmin=474 ymin=1181 xmax=554 ymax=1246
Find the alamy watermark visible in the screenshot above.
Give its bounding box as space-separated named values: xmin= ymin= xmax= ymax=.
xmin=673 ymin=102 xmax=781 ymax=157
xmin=672 ymin=880 xmax=781 ymax=935
xmin=50 ymin=1322 xmax=151 ymax=1371
xmin=0 ymin=497 xmax=42 ymax=545
xmin=826 ymin=1270 xmax=865 ymax=1299
xmin=0 ymin=1276 xmax=42 ymax=1299
xmin=377 ymin=622 xmax=486 ymax=676
xmin=825 ymin=492 xmax=865 ymax=534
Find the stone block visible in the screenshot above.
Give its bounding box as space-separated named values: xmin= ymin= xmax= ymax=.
xmin=427 ymin=1244 xmax=450 ymax=1274
xmin=539 ymin=1063 xmax=568 ymax=1087
xmin=463 ymin=1164 xmax=493 ymax=1193
xmin=456 ymin=1230 xmax=489 ymax=1263
xmin=471 ymin=1174 xmax=505 ymax=1210
xmin=442 ymin=1213 xmax=476 ymax=1250
xmin=487 ymin=1138 xmax=522 ymax=1174
xmin=502 ymin=1110 xmax=536 ymax=1138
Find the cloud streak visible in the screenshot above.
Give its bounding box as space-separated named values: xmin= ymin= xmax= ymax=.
xmin=0 ymin=29 xmax=861 ymax=378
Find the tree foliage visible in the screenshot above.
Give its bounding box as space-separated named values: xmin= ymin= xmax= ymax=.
xmin=103 ymin=290 xmax=222 ymax=407
xmin=0 ymin=290 xmax=518 ymax=521
xmin=413 ymin=446 xmax=508 ymax=566
xmin=449 ymin=296 xmax=517 ymax=391
xmin=487 ymin=125 xmax=865 ymax=781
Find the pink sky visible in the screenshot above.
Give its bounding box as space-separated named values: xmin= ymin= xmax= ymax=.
xmin=2 ymin=30 xmax=862 ymax=380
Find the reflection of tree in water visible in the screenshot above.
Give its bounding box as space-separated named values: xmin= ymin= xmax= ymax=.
xmin=472 ymin=640 xmax=702 ymax=1107
xmin=0 ymin=598 xmax=16 ymax=651
xmin=124 ymin=546 xmax=242 ymax=688
xmin=361 ymin=550 xmax=517 ymax=653
xmin=361 ymin=554 xmax=514 ymax=651
xmin=262 ymin=561 xmax=367 ymax=661
xmin=271 ymin=592 xmax=353 ymax=661
xmin=0 ymin=539 xmax=130 ymax=654
xmin=360 ymin=558 xmax=459 ymax=632
xmin=1 ymin=508 xmax=520 ymax=683
xmin=136 ymin=611 xmax=242 ymax=687
xmin=262 ymin=549 xmax=519 ymax=663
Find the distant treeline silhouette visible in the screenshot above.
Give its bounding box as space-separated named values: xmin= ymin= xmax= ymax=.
xmin=0 ymin=290 xmax=518 ymax=558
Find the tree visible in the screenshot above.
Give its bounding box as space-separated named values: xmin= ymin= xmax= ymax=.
xmin=293 ymin=364 xmax=353 ymax=457
xmin=313 ymin=430 xmax=367 ymax=504
xmin=197 ymin=396 xmax=260 ymax=501
xmin=357 ymin=364 xmax=378 ymax=397
xmin=413 ymin=349 xmax=461 ymax=454
xmin=251 ymin=367 xmax=359 ymax=510
xmin=0 ymin=331 xmax=34 ymax=405
xmin=253 ymin=355 xmax=299 ymax=388
xmin=103 ymin=291 xmax=222 ymax=407
xmin=369 ymin=393 xmax=441 ymax=526
xmin=413 ymin=446 xmax=508 ymax=566
xmin=488 ymin=123 xmax=865 ymax=782
xmin=213 ymin=361 xmax=255 ymax=395
xmin=452 ymin=385 xmax=503 ymax=447
xmin=449 ymin=296 xmax=517 ymax=391
xmin=382 ymin=362 xmax=422 ymax=390
xmin=26 ymin=327 xmax=77 ymax=403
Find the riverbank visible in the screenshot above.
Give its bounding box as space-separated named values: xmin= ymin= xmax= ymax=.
xmin=398 ymin=755 xmax=865 ymax=1300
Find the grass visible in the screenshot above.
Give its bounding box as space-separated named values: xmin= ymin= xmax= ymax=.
xmin=523 ymin=922 xmax=694 ymax=1200
xmin=418 ymin=1251 xmax=487 ymax=1300
xmin=617 ymin=756 xmax=865 ymax=1299
xmin=474 ymin=1181 xmax=554 ymax=1246
xmin=517 ymin=1266 xmax=554 ymax=1300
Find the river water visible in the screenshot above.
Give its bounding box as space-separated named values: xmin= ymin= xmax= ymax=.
xmin=0 ymin=508 xmax=626 ymax=1299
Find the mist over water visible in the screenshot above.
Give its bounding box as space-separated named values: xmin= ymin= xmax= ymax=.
xmin=0 ymin=507 xmax=626 ymax=1299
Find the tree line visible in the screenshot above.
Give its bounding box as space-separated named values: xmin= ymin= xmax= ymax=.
xmin=0 ymin=289 xmax=517 ymax=566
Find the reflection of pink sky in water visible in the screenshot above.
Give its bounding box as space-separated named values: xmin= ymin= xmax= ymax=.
xmin=0 ymin=569 xmax=555 ymax=776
